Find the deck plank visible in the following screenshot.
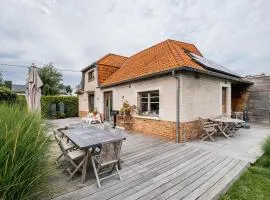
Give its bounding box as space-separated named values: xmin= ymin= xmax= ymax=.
xmin=52 ymin=132 xmax=251 ymax=200
xmin=197 ymin=161 xmax=249 ymax=200
xmin=182 ymin=159 xmax=240 ymax=200
xmin=166 ymin=158 xmax=235 ymax=200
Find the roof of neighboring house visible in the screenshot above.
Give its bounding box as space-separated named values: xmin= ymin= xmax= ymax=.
xmin=96 ymin=53 xmax=128 ymax=67
xmin=12 ymin=84 xmax=25 ymax=93
xmin=81 ymin=53 xmax=128 ymax=72
xmin=101 ymin=39 xmax=208 ymax=87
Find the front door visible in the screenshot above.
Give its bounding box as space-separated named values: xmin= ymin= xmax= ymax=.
xmin=88 ymin=93 xmax=94 ymax=113
xmin=104 ymin=91 xmax=113 ymax=121
xmin=222 ymin=87 xmax=227 ymax=114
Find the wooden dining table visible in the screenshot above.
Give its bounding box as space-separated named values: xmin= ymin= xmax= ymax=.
xmin=210 ymin=117 xmax=245 ymax=139
xmin=61 ymin=126 xmax=125 ymax=183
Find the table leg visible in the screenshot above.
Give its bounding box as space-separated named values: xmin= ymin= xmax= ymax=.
xmin=81 ymin=150 xmax=89 ymax=183
xmin=218 ymin=123 xmax=231 ymax=139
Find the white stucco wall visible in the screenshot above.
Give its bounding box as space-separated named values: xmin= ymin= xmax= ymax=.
xmin=102 ymin=76 xmax=177 ymax=121
xmin=78 ymin=67 xmax=103 ymax=113
xmin=79 ymin=69 xmax=232 ymax=122
xmin=180 ymin=72 xmax=231 ymax=122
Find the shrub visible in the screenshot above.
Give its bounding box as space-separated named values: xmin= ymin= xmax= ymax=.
xmin=0 ymin=103 xmax=52 ymax=200
xmin=41 ymin=96 xmax=78 ymax=119
xmin=262 ymin=136 xmax=270 ymax=157
xmin=15 ymin=95 xmax=27 ymax=108
xmin=0 ymin=86 xmax=17 ymax=103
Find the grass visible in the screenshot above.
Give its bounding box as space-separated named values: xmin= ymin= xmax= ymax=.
xmin=221 ymin=137 xmax=270 ymax=200
xmin=0 ymin=103 xmax=53 ymax=200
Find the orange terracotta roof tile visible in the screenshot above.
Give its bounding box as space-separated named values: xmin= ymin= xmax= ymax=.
xmin=101 ymin=39 xmax=206 ymax=87
xmin=96 ymin=53 xmax=128 ymax=68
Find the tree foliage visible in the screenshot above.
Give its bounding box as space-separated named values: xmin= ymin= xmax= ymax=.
xmin=64 ymin=85 xmax=72 ymax=95
xmin=38 ymin=63 xmax=63 ymax=95
xmin=0 ymin=72 xmax=4 ymax=85
xmin=0 ymin=86 xmax=17 ymax=102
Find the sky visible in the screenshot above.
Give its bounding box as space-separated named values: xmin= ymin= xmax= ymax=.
xmin=0 ymin=0 xmax=270 ymax=88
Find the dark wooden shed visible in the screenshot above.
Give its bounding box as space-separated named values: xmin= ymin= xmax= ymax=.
xmin=245 ymin=74 xmax=270 ymax=124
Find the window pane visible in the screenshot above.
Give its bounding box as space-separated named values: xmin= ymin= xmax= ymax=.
xmin=150 ymin=97 xmax=159 ymax=103
xmin=140 ymin=92 xmax=148 ymax=98
xmin=141 ymin=103 xmax=148 ymax=113
xmin=150 ymin=91 xmax=159 ymax=97
xmin=150 ymin=103 xmax=159 ymax=115
xmin=141 ymin=97 xmax=148 ymax=103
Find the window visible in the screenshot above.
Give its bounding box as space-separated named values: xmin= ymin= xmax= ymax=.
xmin=88 ymin=70 xmax=94 ymax=82
xmin=138 ymin=90 xmax=159 ymax=116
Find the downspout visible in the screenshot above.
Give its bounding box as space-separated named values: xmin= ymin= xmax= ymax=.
xmin=172 ymin=71 xmax=180 ymax=143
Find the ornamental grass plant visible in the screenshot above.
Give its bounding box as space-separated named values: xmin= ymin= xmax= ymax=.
xmin=0 ymin=103 xmax=52 ymax=200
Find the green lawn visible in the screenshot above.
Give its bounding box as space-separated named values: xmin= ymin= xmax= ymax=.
xmin=221 ymin=137 xmax=270 ymax=200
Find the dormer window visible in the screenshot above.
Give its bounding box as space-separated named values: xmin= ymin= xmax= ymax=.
xmin=88 ymin=70 xmax=94 ymax=82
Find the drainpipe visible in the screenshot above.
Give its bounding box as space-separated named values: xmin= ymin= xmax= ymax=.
xmin=172 ymin=71 xmax=180 ymax=143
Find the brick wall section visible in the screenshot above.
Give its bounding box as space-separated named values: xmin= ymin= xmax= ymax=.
xmin=117 ymin=116 xmax=202 ymax=142
xmin=79 ymin=111 xmax=88 ymax=117
xmin=180 ymin=120 xmax=201 ymax=142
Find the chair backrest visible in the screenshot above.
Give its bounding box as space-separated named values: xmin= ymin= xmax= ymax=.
xmin=103 ymin=122 xmax=111 ymax=133
xmin=114 ymin=126 xmax=125 ymax=136
xmin=98 ymin=141 xmax=122 ymax=165
xmin=54 ymin=132 xmax=66 ymax=152
xmin=198 ymin=117 xmax=205 ymax=129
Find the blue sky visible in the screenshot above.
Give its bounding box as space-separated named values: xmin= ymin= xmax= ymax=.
xmin=0 ymin=0 xmax=270 ymax=88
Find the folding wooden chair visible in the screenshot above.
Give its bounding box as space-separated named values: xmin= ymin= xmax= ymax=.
xmin=199 ymin=117 xmax=218 ymax=141
xmin=91 ymin=141 xmax=123 ymax=188
xmin=53 ymin=129 xmax=76 ymax=166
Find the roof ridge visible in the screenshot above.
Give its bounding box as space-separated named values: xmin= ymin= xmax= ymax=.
xmin=168 ymin=39 xmax=203 ymax=56
xmin=166 ymin=40 xmax=182 ymax=66
xmin=107 ymin=53 xmax=128 ymax=58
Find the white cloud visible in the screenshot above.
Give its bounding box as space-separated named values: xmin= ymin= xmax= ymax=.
xmin=0 ymin=0 xmax=270 ymax=86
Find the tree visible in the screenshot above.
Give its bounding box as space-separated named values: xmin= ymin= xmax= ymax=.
xmin=65 ymin=85 xmax=72 ymax=95
xmin=0 ymin=72 xmax=4 ymax=86
xmin=38 ymin=63 xmax=63 ymax=95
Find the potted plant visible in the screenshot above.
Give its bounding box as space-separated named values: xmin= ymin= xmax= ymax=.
xmin=93 ymin=108 xmax=98 ymax=116
xmin=120 ymin=101 xmax=137 ymax=116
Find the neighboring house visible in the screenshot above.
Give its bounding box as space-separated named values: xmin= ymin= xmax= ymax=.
xmin=78 ymin=39 xmax=251 ymax=142
xmin=12 ymin=84 xmax=26 ymax=95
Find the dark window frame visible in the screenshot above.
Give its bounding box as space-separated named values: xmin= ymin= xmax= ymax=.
xmin=88 ymin=70 xmax=94 ymax=82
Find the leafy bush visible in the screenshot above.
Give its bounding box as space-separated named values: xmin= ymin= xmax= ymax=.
xmin=262 ymin=136 xmax=270 ymax=157
xmin=0 ymin=86 xmax=17 ymax=103
xmin=41 ymin=96 xmax=78 ymax=119
xmin=0 ymin=104 xmax=52 ymax=200
xmin=15 ymin=95 xmax=27 ymax=108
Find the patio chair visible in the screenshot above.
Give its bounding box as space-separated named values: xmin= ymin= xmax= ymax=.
xmin=82 ymin=113 xmax=102 ymax=124
xmin=91 ymin=141 xmax=123 ymax=188
xmin=53 ymin=129 xmax=76 ymax=166
xmin=57 ymin=138 xmax=86 ymax=180
xmin=199 ymin=117 xmax=218 ymax=141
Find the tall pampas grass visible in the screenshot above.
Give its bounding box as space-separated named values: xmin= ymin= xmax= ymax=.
xmin=0 ymin=103 xmax=52 ymax=200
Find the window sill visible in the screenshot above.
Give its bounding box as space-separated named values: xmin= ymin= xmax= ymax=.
xmin=134 ymin=115 xmax=160 ymax=121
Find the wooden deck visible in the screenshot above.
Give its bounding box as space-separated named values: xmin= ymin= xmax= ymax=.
xmin=53 ymin=132 xmax=249 ymax=200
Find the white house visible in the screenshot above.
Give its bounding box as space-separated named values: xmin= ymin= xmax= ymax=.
xmin=78 ymin=39 xmax=251 ymax=142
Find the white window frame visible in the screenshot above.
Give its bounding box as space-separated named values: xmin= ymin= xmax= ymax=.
xmin=138 ymin=90 xmax=159 ymax=117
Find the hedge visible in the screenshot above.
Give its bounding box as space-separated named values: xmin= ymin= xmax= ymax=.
xmin=16 ymin=95 xmax=27 ymax=108
xmin=0 ymin=86 xmax=17 ymax=103
xmin=41 ymin=96 xmax=78 ymax=119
